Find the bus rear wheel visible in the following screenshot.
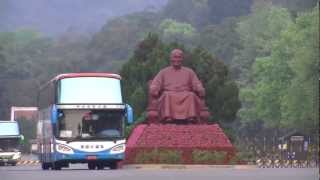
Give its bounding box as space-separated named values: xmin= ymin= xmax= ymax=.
xmin=109 ymin=162 xmax=118 ymax=170
xmin=88 ymin=162 xmax=96 ymax=170
xmin=52 ymin=162 xmax=61 ymax=170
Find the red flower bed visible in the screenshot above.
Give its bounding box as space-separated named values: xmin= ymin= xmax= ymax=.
xmin=125 ymin=124 xmax=236 ymax=164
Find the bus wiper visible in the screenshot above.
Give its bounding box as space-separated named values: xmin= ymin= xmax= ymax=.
xmin=97 ymin=136 xmax=122 ymax=141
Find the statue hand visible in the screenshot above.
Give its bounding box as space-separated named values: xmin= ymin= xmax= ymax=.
xmin=197 ymin=89 xmax=205 ymax=97
xmin=151 ymin=91 xmax=159 ymax=97
xmin=150 ymin=86 xmax=159 ymax=97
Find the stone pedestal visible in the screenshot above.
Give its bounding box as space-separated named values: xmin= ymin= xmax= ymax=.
xmin=125 ymin=124 xmax=237 ymax=164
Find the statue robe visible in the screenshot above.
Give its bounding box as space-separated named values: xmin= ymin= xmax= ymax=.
xmin=150 ymin=66 xmax=205 ymax=121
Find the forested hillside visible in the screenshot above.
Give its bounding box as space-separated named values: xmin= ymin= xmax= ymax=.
xmin=0 ymin=0 xmax=318 ymax=143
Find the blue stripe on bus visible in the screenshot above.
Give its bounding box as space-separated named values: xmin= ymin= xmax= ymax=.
xmin=53 ymin=150 xmax=125 ymax=161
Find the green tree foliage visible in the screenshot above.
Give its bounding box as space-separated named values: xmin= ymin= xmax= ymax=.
xmin=87 ymin=12 xmax=159 ymax=72
xmin=238 ymin=5 xmax=319 ymax=134
xmin=16 ymin=119 xmax=37 ymax=153
xmin=0 ymin=45 xmax=6 ymax=75
xmin=253 ymin=0 xmax=319 ymax=15
xmin=196 ymin=18 xmax=241 ymax=65
xmin=120 ymin=33 xmax=241 ymax=123
xmin=232 ymin=5 xmax=293 ymax=82
xmin=46 ymin=31 xmax=90 ymax=75
xmin=161 ymin=0 xmax=210 ymax=28
xmin=0 ymin=29 xmax=89 ymax=118
xmin=207 ymin=0 xmax=252 ymax=24
xmin=235 ymin=5 xmax=293 ymax=135
xmin=280 ymin=7 xmax=319 ymax=132
xmin=161 ymin=0 xmax=252 ymax=27
xmin=159 ymin=19 xmax=196 ymax=44
xmin=0 ymin=30 xmax=52 ymax=79
xmin=120 ymin=33 xmax=169 ymax=120
xmin=0 ymin=30 xmax=47 ymax=117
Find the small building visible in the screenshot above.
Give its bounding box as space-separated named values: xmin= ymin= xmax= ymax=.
xmin=10 ymin=107 xmax=38 ymax=121
xmin=278 ymin=131 xmax=309 ymax=160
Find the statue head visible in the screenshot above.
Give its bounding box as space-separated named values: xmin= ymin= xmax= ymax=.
xmin=170 ymin=49 xmax=183 ymax=69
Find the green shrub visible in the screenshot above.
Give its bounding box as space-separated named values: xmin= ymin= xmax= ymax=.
xmin=158 ymin=149 xmax=182 ymax=164
xmin=192 ymin=150 xmax=227 ymax=164
xmin=134 ymin=149 xmax=158 ymax=163
xmin=229 ymin=153 xmax=241 ymax=165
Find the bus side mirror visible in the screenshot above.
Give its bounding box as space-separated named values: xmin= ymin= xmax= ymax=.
xmin=51 ymin=105 xmax=58 ymax=124
xmin=19 ymin=135 xmax=26 ymax=145
xmin=126 ymin=104 xmax=133 ymax=124
xmin=20 ymin=134 xmax=24 ymax=141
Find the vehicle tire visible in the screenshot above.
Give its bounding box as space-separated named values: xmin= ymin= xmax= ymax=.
xmin=53 ymin=162 xmax=61 ymax=170
xmin=11 ymin=162 xmax=17 ymax=166
xmin=97 ymin=163 xmax=104 ymax=170
xmin=109 ymin=162 xmax=118 ymax=170
xmin=41 ymin=162 xmax=50 ymax=170
xmin=88 ymin=162 xmax=96 ymax=170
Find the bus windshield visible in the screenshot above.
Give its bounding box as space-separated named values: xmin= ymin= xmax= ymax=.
xmin=56 ymin=109 xmax=124 ymax=140
xmin=58 ymin=77 xmax=122 ymax=104
xmin=0 ymin=138 xmax=20 ymax=152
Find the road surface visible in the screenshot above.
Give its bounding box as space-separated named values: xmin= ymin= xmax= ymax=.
xmin=0 ymin=164 xmax=318 ymax=180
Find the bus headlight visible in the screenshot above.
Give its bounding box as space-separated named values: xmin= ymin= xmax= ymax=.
xmin=12 ymin=152 xmax=21 ymax=160
xmin=110 ymin=144 xmax=125 ymax=154
xmin=56 ymin=144 xmax=74 ymax=154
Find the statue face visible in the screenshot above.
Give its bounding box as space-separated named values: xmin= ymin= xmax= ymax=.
xmin=170 ymin=51 xmax=183 ymax=69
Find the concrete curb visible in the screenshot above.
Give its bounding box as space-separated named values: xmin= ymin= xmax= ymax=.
xmin=123 ymin=164 xmax=258 ymax=170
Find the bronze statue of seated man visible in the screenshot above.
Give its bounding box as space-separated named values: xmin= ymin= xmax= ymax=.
xmin=147 ymin=49 xmax=210 ymax=124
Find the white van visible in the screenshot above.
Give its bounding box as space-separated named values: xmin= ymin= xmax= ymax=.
xmin=0 ymin=121 xmax=24 ymax=166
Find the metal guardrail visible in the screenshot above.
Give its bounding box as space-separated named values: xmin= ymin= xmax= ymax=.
xmin=255 ymin=158 xmax=318 ymax=168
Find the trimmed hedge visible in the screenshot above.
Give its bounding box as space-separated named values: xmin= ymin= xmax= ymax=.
xmin=134 ymin=149 xmax=182 ymax=164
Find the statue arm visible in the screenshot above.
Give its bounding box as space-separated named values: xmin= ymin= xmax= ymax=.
xmin=150 ymin=71 xmax=163 ymax=97
xmin=191 ymin=72 xmax=205 ymax=97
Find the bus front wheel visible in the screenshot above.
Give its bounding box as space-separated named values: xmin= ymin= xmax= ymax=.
xmin=41 ymin=162 xmax=50 ymax=170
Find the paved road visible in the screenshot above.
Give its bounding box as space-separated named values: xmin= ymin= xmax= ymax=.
xmin=0 ymin=164 xmax=318 ymax=180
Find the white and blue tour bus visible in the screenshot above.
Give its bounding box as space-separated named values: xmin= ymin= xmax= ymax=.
xmin=37 ymin=73 xmax=133 ymax=170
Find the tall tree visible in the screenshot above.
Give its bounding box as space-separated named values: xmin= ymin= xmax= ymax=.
xmin=280 ymin=6 xmax=319 ymax=133
xmin=236 ymin=5 xmax=293 ymax=135
xmin=120 ymin=33 xmax=241 ymax=124
xmin=232 ymin=5 xmax=293 ymax=83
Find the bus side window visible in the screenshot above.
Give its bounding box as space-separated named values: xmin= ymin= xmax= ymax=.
xmin=59 ymin=112 xmax=65 ymax=128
